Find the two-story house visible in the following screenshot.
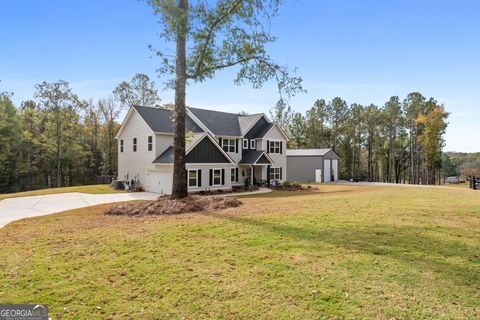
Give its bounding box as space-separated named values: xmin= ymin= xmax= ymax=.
xmin=115 ymin=105 xmax=288 ymax=194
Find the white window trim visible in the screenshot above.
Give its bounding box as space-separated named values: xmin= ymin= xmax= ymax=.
xmin=222 ymin=138 xmax=236 ymax=153
xmin=269 ymin=140 xmax=281 ymax=154
xmin=147 ymin=136 xmax=153 ymax=151
xmin=250 ymin=139 xmax=256 ymax=149
xmin=188 ymin=169 xmax=198 ymax=187
xmin=270 ymin=167 xmax=281 ymax=180
xmin=231 ymin=168 xmax=237 ymax=183
xmin=213 ymin=168 xmax=222 ymax=186
xmin=243 ymin=139 xmax=248 ymax=149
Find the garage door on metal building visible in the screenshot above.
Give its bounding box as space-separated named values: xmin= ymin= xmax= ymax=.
xmin=323 ymin=159 xmax=331 ymax=182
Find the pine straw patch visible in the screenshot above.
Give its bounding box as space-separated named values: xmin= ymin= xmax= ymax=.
xmin=104 ymin=195 xmax=242 ymax=216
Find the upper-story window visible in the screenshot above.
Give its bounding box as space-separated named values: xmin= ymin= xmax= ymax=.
xmin=269 ymin=141 xmax=281 ymax=154
xmin=243 ymin=139 xmax=248 ymax=149
xmin=133 ymin=138 xmax=137 ymax=152
xmin=250 ymin=139 xmax=256 ymax=150
xmin=120 ymin=140 xmax=124 ymax=153
xmin=222 ymin=138 xmax=236 ymax=153
xmin=148 ymin=136 xmax=153 ymax=151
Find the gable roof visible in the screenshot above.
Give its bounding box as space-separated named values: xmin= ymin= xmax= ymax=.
xmin=238 ymin=114 xmax=264 ymax=135
xmin=286 ymin=149 xmax=336 ymax=156
xmin=188 ymin=107 xmax=242 ymax=136
xmin=134 ymin=105 xmax=203 ymax=133
xmin=153 ymin=133 xmax=234 ymax=164
xmin=240 ymin=150 xmax=273 ymax=165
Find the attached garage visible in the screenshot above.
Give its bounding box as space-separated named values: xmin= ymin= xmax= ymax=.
xmin=286 ymin=149 xmax=340 ymax=183
xmin=145 ymin=169 xmax=172 ymax=194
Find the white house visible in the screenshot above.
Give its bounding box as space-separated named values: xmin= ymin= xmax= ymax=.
xmin=116 ymin=105 xmax=289 ymax=194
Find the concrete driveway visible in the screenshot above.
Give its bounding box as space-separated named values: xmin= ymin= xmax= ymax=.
xmin=0 ymin=192 xmax=159 ymax=228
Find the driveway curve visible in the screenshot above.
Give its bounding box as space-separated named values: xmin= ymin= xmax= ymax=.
xmin=0 ymin=192 xmax=159 ymax=228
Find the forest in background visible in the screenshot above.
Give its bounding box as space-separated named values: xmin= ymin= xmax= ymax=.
xmin=1 ymin=74 xmax=477 ymax=193
xmin=0 ymin=74 xmax=160 ymax=193
xmin=269 ymin=93 xmax=454 ymax=184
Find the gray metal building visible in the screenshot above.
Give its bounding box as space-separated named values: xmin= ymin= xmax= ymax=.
xmin=286 ymin=149 xmax=339 ymax=183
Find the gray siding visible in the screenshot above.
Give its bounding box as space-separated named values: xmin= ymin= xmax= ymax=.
xmin=187 ymin=138 xmax=230 ymax=163
xmin=286 ymin=156 xmax=324 ymax=182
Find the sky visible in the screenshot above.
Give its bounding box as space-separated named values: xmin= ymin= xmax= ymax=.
xmin=1 ymin=0 xmax=479 ymax=152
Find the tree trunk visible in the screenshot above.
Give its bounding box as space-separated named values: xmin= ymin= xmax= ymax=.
xmin=56 ymin=117 xmax=61 ymax=188
xmin=171 ymin=0 xmax=188 ymax=200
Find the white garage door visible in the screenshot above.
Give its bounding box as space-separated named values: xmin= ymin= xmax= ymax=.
xmin=323 ymin=160 xmax=331 ymax=182
xmin=145 ymin=170 xmax=172 ymax=194
xmin=332 ymin=159 xmax=339 ymax=181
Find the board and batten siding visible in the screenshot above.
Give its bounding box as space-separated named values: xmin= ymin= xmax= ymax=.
xmin=117 ymin=110 xmax=157 ymax=185
xmin=260 ymin=125 xmax=287 ymax=181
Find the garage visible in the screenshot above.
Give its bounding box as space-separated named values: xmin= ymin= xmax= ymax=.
xmin=286 ymin=149 xmax=339 ymax=183
xmin=145 ymin=170 xmax=172 ymax=194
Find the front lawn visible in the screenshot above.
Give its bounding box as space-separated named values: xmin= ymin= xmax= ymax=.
xmin=0 ymin=184 xmax=124 ymax=201
xmin=0 ymin=185 xmax=479 ymax=319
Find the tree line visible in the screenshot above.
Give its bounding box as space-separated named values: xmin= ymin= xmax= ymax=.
xmin=270 ymin=92 xmax=449 ymax=184
xmin=0 ymin=74 xmax=160 ymax=193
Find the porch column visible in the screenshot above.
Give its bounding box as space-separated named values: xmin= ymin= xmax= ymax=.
xmin=267 ymin=165 xmax=271 ymax=187
xmin=251 ymin=166 xmax=254 ymax=186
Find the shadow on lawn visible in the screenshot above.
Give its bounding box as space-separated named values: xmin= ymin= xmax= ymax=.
xmin=218 ymin=215 xmax=480 ymax=290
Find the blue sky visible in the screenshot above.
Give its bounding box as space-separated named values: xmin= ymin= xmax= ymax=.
xmin=1 ymin=0 xmax=479 ymax=152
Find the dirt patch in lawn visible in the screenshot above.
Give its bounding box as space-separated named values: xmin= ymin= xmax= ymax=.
xmin=104 ymin=195 xmax=242 ymax=216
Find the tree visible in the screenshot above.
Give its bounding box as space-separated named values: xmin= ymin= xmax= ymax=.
xmin=0 ymin=93 xmax=23 ymax=193
xmin=113 ymin=73 xmax=160 ymax=108
xmin=305 ymin=99 xmax=328 ymax=148
xmin=363 ymin=104 xmax=381 ymax=181
xmin=382 ymin=96 xmax=403 ymax=182
xmin=416 ymin=103 xmax=449 ymax=184
xmin=327 ymin=97 xmax=348 ymax=150
xmin=98 ymin=97 xmax=122 ymax=175
xmin=34 ymin=80 xmax=82 ymax=187
xmin=148 ymin=0 xmax=304 ymax=199
xmin=288 ymin=112 xmax=306 ymax=148
xmin=403 ymin=92 xmax=426 ymax=184
xmin=269 ymin=99 xmax=292 ymax=133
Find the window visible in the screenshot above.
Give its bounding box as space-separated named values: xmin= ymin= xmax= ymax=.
xmin=269 ymin=141 xmax=281 ymax=154
xmin=148 ymin=136 xmax=153 ymax=151
xmin=270 ymin=167 xmax=281 ymax=180
xmin=250 ymin=139 xmax=256 ymax=149
xmin=231 ymin=168 xmax=238 ymax=183
xmin=243 ymin=139 xmax=248 ymax=149
xmin=133 ymin=138 xmax=137 ymax=152
xmin=120 ymin=140 xmax=124 ymax=153
xmin=188 ymin=170 xmax=198 ymax=187
xmin=222 ymin=138 xmax=236 ymax=153
xmin=213 ymin=169 xmax=222 ymax=186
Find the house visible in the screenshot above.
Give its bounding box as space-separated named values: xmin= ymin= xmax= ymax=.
xmin=115 ymin=105 xmax=288 ymax=194
xmin=286 ymin=149 xmax=339 ymax=183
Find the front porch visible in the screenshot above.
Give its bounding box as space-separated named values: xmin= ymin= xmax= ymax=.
xmin=240 ymin=164 xmax=271 ymax=187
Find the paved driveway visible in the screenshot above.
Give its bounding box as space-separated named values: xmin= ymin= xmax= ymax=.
xmin=0 ymin=192 xmax=159 ymax=228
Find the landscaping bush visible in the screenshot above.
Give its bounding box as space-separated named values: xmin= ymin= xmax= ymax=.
xmin=104 ymin=195 xmax=242 ymax=216
xmin=272 ymin=182 xmax=315 ymax=191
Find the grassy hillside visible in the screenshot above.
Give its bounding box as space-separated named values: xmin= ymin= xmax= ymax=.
xmin=0 ymin=185 xmax=478 ymax=319
xmin=0 ymin=184 xmax=124 ymax=201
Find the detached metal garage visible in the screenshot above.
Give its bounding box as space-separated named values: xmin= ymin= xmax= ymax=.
xmin=286 ymin=149 xmax=339 ymax=183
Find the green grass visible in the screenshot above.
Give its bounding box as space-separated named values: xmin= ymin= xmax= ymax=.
xmin=0 ymin=184 xmax=124 ymax=201
xmin=0 ymin=185 xmax=479 ymax=319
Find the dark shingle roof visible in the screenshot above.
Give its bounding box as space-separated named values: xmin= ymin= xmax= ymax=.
xmin=188 ymin=107 xmax=242 ymax=136
xmin=240 ymin=150 xmax=272 ymax=164
xmin=134 ymin=106 xmax=203 ymax=133
xmin=255 ymin=123 xmax=274 ymax=138
xmin=152 ymin=146 xmax=174 ymax=163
